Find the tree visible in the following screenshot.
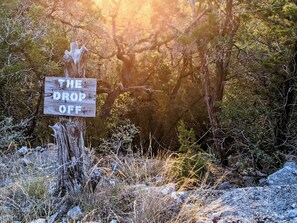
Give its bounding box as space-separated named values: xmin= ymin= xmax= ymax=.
xmin=0 ymin=0 xmax=68 ymax=146
xmin=219 ymin=0 xmax=297 ymax=169
xmin=35 ymin=0 xmax=209 ymax=149
xmin=178 ymin=0 xmax=239 ymax=162
xmin=2 ymin=0 xmax=297 ymax=170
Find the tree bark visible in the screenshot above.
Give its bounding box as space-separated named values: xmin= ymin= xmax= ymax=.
xmin=198 ymin=0 xmax=236 ymax=163
xmin=214 ymin=0 xmax=235 ymax=112
xmin=26 ymin=81 xmax=44 ymax=137
xmin=100 ymin=85 xmax=123 ymax=118
xmin=275 ymin=39 xmax=297 ymax=148
xmin=51 ymin=42 xmax=91 ymax=195
xmin=199 ymin=49 xmax=222 ymax=160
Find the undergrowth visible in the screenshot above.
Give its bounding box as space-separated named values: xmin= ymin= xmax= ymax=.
xmin=0 ymin=122 xmax=220 ymax=222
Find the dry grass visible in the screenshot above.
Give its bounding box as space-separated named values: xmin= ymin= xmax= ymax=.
xmin=77 ymin=151 xmax=224 ymax=223
xmin=0 ymin=177 xmax=55 ymax=222
xmin=110 ymin=153 xmax=166 ymax=185
xmin=0 ymin=147 xmax=224 ymax=223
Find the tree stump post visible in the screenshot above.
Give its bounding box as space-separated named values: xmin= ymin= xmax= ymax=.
xmin=51 ymin=42 xmax=91 ymax=195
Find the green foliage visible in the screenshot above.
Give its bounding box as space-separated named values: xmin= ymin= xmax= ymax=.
xmin=220 ymin=78 xmax=283 ymax=170
xmin=25 ymin=179 xmax=48 ymax=200
xmin=171 ymin=121 xmax=210 ymax=188
xmin=5 ymin=178 xmax=52 ymax=221
xmin=171 ymin=152 xmax=209 ymax=188
xmin=191 ymin=12 xmax=218 ymax=43
xmin=177 ymin=120 xmax=199 ymax=153
xmin=0 ymin=117 xmax=29 ymax=151
xmin=214 ymin=0 xmax=297 ymax=170
xmin=97 ymin=120 xmax=140 ymax=154
xmin=0 ymin=0 xmax=68 ymax=146
xmin=283 ymin=3 xmax=297 ymax=21
xmin=0 ymin=0 xmax=296 ymax=174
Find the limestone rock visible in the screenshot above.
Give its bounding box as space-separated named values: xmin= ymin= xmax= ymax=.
xmin=194 ymin=184 xmax=297 ymax=222
xmin=36 ymin=146 xmax=45 ymax=153
xmin=0 ymin=214 xmax=13 ymax=223
xmin=259 ymin=178 xmax=269 ymax=186
xmin=268 ymin=162 xmax=297 ymax=185
xmin=19 ymin=158 xmax=33 ymax=167
xmin=171 ymin=191 xmax=187 ymax=203
xmin=18 ymin=146 xmax=28 ymax=156
xmin=160 ymin=183 xmax=176 ymax=195
xmin=219 ymin=181 xmax=232 ymax=190
xmin=67 ymin=206 xmax=83 ymax=222
xmin=29 ymin=219 xmax=46 ymax=223
xmin=286 ymin=209 xmax=297 ymax=218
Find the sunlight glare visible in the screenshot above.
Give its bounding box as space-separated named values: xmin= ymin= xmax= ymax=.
xmin=93 ymin=0 xmax=102 ymax=7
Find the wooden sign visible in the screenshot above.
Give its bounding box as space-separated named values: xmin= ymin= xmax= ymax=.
xmin=44 ymin=77 xmax=97 ymax=117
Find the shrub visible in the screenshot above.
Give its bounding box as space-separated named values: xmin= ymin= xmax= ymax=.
xmin=25 ymin=179 xmax=48 ymax=200
xmin=98 ymin=121 xmax=140 ymax=154
xmin=3 ymin=178 xmax=53 ymax=222
xmin=0 ymin=117 xmax=29 ymax=152
xmin=170 ymin=121 xmax=211 ymax=189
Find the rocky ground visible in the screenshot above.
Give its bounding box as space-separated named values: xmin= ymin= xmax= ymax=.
xmin=190 ymin=162 xmax=297 ymax=222
xmin=0 ymin=144 xmax=58 ymax=188
xmin=1 ymin=145 xmax=297 ymax=223
xmin=192 ymin=184 xmax=297 ymax=222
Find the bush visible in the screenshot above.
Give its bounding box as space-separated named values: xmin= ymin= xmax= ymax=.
xmin=25 ymin=179 xmax=48 ymax=200
xmin=98 ymin=120 xmax=140 ymax=154
xmin=170 ymin=121 xmax=211 ymax=189
xmin=0 ymin=117 xmax=29 ymax=152
xmin=219 ymin=79 xmax=282 ymax=171
xmin=3 ymin=178 xmax=53 ymax=222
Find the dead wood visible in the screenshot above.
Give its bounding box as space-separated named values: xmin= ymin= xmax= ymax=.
xmin=51 ymin=42 xmax=92 ymax=196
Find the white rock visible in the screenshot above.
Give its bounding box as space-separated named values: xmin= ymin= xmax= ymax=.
xmin=46 ymin=143 xmax=56 ymax=150
xmin=84 ymin=222 xmax=102 ymax=223
xmin=171 ymin=191 xmax=182 ymax=203
xmin=170 ymin=191 xmax=179 ymax=198
xmin=1 ymin=215 xmax=13 ymax=222
xmin=19 ymin=158 xmax=33 ymax=167
xmin=287 ymin=209 xmax=297 ymax=218
xmin=67 ymin=206 xmax=83 ymax=221
xmin=36 ymin=146 xmax=45 ymax=152
xmin=29 ymin=219 xmax=46 ymax=223
xmin=161 ymin=183 xmax=175 ymax=195
xmin=18 ymin=146 xmax=28 ymax=156
xmin=219 ymin=181 xmax=232 ymax=190
xmin=268 ymin=162 xmax=297 ymax=185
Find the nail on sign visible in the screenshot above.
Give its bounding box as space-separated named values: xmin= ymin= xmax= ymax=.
xmin=44 ymin=77 xmax=97 ymax=117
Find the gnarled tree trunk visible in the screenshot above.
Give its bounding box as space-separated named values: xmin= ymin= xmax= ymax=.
xmin=51 ymin=42 xmax=91 ymax=195
xmin=275 ymin=39 xmax=297 ymax=149
xmin=197 ymin=0 xmax=237 ymax=164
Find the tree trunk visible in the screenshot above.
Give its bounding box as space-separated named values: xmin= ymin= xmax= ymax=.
xmin=275 ymin=39 xmax=297 ymax=148
xmin=26 ymin=81 xmax=44 ymax=137
xmin=100 ymin=85 xmax=123 ymax=118
xmin=199 ymin=49 xmax=222 ymax=161
xmin=198 ymin=0 xmax=236 ymax=163
xmin=51 ymin=42 xmax=91 ymax=195
xmin=214 ymin=0 xmax=235 ymax=111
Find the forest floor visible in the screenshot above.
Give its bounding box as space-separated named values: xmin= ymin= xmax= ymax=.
xmin=1 ymin=145 xmax=297 ymax=223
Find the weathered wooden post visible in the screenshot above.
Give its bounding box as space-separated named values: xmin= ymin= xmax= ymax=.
xmin=44 ymin=42 xmax=97 ymax=195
